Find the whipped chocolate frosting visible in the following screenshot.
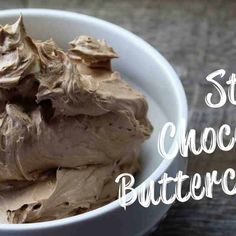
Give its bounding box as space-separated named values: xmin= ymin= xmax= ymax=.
xmin=0 ymin=17 xmax=153 ymax=223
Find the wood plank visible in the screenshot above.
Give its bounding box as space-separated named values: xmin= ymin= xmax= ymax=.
xmin=0 ymin=0 xmax=27 ymax=9
xmin=3 ymin=0 xmax=236 ymax=235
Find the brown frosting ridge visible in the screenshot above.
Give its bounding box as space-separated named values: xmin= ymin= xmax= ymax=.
xmin=0 ymin=17 xmax=153 ymax=223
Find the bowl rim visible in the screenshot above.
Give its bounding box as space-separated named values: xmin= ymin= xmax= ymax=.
xmin=0 ymin=8 xmax=188 ymax=231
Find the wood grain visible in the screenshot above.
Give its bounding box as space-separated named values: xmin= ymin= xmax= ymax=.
xmin=1 ymin=1 xmax=236 ymax=235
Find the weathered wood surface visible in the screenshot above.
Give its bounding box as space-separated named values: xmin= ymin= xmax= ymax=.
xmin=1 ymin=0 xmax=236 ymax=235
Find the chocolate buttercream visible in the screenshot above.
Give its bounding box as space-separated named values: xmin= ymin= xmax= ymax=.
xmin=0 ymin=17 xmax=152 ymax=223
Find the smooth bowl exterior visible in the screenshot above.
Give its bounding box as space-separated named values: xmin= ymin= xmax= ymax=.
xmin=0 ymin=9 xmax=187 ymax=236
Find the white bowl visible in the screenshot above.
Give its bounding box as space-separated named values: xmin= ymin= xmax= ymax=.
xmin=0 ymin=9 xmax=187 ymax=236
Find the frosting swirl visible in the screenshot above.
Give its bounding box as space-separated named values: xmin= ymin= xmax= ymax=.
xmin=0 ymin=17 xmax=153 ymax=223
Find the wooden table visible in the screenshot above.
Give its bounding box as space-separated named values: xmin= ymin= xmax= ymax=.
xmin=1 ymin=0 xmax=236 ymax=235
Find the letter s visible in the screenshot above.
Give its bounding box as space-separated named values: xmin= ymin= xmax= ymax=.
xmin=205 ymin=69 xmax=226 ymax=108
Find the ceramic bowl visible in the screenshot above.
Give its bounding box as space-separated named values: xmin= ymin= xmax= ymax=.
xmin=0 ymin=9 xmax=187 ymax=236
